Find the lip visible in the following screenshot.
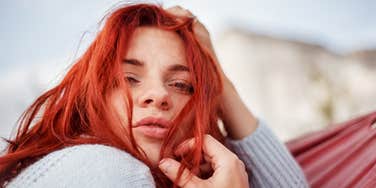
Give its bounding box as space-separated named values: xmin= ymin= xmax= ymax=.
xmin=134 ymin=117 xmax=171 ymax=128
xmin=133 ymin=117 xmax=171 ymax=139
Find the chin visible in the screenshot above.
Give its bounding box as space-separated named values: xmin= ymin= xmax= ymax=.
xmin=132 ymin=124 xmax=190 ymax=166
xmin=134 ymin=134 xmax=164 ymax=166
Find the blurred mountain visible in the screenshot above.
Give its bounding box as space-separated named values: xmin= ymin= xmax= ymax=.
xmin=215 ymin=28 xmax=376 ymax=141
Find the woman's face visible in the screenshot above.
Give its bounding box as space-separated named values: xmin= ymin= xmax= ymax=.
xmin=110 ymin=26 xmax=193 ymax=165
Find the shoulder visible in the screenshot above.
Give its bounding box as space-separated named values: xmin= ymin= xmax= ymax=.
xmin=7 ymin=144 xmax=155 ymax=188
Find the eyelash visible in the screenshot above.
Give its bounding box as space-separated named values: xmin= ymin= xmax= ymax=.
xmin=168 ymin=81 xmax=194 ymax=94
xmin=124 ymin=76 xmax=140 ymax=87
xmin=124 ymin=76 xmax=140 ymax=86
xmin=124 ymin=76 xmax=194 ymax=94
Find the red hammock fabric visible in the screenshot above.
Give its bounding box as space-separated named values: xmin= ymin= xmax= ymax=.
xmin=286 ymin=111 xmax=376 ymax=188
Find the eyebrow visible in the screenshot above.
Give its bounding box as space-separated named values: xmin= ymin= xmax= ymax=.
xmin=123 ymin=58 xmax=190 ymax=73
xmin=168 ymin=64 xmax=190 ymax=72
xmin=123 ymin=59 xmax=144 ymax=66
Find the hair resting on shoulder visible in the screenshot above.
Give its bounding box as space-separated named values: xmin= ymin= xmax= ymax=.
xmin=0 ymin=3 xmax=224 ymax=188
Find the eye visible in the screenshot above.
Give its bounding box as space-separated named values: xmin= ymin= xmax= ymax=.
xmin=124 ymin=74 xmax=140 ymax=86
xmin=168 ymin=80 xmax=194 ymax=94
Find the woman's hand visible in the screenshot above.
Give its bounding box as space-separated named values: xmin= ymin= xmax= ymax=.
xmin=158 ymin=135 xmax=249 ymax=188
xmin=166 ymin=6 xmax=258 ymax=140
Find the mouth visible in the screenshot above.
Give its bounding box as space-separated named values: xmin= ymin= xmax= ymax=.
xmin=139 ymin=122 xmax=166 ymax=128
xmin=133 ymin=117 xmax=171 ymax=139
xmin=134 ymin=117 xmax=170 ymax=128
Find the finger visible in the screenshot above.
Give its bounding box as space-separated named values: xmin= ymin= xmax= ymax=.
xmin=159 ymin=158 xmax=202 ymax=188
xmin=175 ymin=135 xmax=235 ymax=162
xmin=165 ymin=6 xmax=194 ymax=18
xmin=166 ymin=6 xmax=205 ymax=35
xmin=174 ymin=138 xmax=195 ymax=156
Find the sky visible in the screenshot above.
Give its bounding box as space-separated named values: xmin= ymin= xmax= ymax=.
xmin=1 ymin=0 xmax=376 ymax=71
xmin=1 ymin=0 xmax=376 ymax=138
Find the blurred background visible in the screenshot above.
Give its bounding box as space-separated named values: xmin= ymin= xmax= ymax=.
xmin=1 ymin=0 xmax=376 ymax=150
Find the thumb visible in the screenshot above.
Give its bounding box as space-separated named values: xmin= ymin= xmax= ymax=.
xmin=158 ymin=158 xmax=202 ymax=188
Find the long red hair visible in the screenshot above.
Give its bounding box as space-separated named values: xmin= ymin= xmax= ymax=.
xmin=0 ymin=3 xmax=224 ymax=187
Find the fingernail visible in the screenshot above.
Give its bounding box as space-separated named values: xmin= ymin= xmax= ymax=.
xmin=159 ymin=158 xmax=171 ymax=173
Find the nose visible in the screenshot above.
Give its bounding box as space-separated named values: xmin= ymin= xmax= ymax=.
xmin=137 ymin=83 xmax=172 ymax=111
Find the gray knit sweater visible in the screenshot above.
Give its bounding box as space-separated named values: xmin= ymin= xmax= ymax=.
xmin=6 ymin=121 xmax=308 ymax=188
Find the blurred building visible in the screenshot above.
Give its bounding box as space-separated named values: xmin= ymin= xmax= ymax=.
xmin=215 ymin=28 xmax=376 ymax=141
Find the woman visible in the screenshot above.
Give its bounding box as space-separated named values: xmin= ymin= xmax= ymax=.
xmin=0 ymin=3 xmax=308 ymax=188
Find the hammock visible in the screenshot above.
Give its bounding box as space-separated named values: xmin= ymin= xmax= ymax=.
xmin=286 ymin=111 xmax=376 ymax=188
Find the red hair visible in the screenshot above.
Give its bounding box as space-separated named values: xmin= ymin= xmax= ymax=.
xmin=0 ymin=3 xmax=224 ymax=187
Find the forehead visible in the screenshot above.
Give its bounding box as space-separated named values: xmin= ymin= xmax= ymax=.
xmin=124 ymin=26 xmax=187 ymax=67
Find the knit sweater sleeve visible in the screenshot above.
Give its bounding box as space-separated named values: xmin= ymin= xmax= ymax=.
xmin=6 ymin=144 xmax=155 ymax=188
xmin=226 ymin=120 xmax=309 ymax=188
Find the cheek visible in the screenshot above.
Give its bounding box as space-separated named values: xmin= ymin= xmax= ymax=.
xmin=172 ymin=94 xmax=191 ymax=112
xmin=174 ymin=109 xmax=196 ymax=144
xmin=172 ymin=95 xmax=195 ymax=135
xmin=109 ymin=90 xmax=129 ymax=124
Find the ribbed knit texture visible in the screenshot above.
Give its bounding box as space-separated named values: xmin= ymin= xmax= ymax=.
xmin=227 ymin=120 xmax=309 ymax=188
xmin=7 ymin=121 xmax=309 ymax=187
xmin=6 ymin=144 xmax=155 ymax=188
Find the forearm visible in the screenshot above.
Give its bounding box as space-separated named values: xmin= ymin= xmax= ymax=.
xmin=220 ymin=82 xmax=308 ymax=187
xmin=219 ymin=80 xmax=258 ymax=140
